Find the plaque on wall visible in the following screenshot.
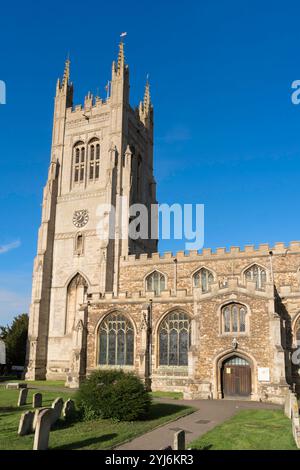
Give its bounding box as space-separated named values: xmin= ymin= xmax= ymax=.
xmin=258 ymin=367 xmax=270 ymax=382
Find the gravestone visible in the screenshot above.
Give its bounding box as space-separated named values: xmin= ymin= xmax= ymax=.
xmin=33 ymin=393 xmax=42 ymax=408
xmin=51 ymin=397 xmax=64 ymax=424
xmin=292 ymin=396 xmax=300 ymax=426
xmin=284 ymin=392 xmax=291 ymax=418
xmin=33 ymin=407 xmax=49 ymax=431
xmin=18 ymin=410 xmax=34 ymax=436
xmin=292 ymin=421 xmax=300 ymax=449
xmin=62 ymin=399 xmax=75 ymax=420
xmin=173 ymin=430 xmax=185 ymax=450
xmin=6 ymin=382 xmax=27 ymax=390
xmin=33 ymin=408 xmax=53 ymax=450
xmin=17 ymin=387 xmax=28 ymax=406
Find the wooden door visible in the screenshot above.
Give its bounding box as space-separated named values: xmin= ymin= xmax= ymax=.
xmin=222 ymin=356 xmax=251 ymax=397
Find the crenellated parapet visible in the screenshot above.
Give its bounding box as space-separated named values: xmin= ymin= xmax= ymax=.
xmin=87 ymin=278 xmax=274 ymax=306
xmin=121 ymin=241 xmax=300 ymax=265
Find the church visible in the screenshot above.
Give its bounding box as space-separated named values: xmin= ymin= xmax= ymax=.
xmin=25 ymin=42 xmax=300 ymax=404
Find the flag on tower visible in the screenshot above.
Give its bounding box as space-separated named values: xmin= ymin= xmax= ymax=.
xmin=120 ymin=32 xmax=127 ymax=38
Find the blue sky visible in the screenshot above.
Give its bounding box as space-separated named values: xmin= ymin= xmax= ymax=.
xmin=1 ymin=0 xmax=300 ymax=325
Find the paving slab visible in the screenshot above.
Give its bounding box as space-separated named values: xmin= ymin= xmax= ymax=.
xmin=116 ymin=398 xmax=281 ymax=450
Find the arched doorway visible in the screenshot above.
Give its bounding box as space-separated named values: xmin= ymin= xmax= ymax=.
xmin=221 ymin=355 xmax=251 ymax=397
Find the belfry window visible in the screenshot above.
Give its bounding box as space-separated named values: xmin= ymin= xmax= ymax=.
xmin=159 ymin=311 xmax=191 ymax=366
xmin=73 ymin=142 xmax=85 ymax=184
xmin=98 ymin=312 xmax=134 ymax=366
xmin=88 ymin=139 xmax=100 ymax=181
xmin=89 ymin=145 xmax=94 ymax=179
xmin=146 ymin=271 xmax=166 ymax=296
xmin=222 ymin=303 xmax=247 ymax=334
xmin=245 ymin=265 xmax=267 ymax=290
xmin=193 ymin=268 xmax=214 ymax=293
xmin=95 ymin=144 xmax=100 ymax=179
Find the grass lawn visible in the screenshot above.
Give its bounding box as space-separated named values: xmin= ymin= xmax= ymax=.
xmin=190 ymin=409 xmax=297 ymax=450
xmin=0 ymin=380 xmax=66 ymax=388
xmin=0 ymin=387 xmax=194 ymax=450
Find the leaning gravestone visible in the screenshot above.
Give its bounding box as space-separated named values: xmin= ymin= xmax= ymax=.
xmin=18 ymin=410 xmax=34 ymax=436
xmin=33 ymin=407 xmax=49 ymax=431
xmin=33 ymin=408 xmax=53 ymax=450
xmin=173 ymin=430 xmax=185 ymax=450
xmin=17 ymin=387 xmax=28 ymax=407
xmin=33 ymin=393 xmax=42 ymax=408
xmin=51 ymin=397 xmax=64 ymax=424
xmin=62 ymin=399 xmax=75 ymax=420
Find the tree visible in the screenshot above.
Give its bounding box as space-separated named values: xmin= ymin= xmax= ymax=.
xmin=0 ymin=314 xmax=28 ymax=366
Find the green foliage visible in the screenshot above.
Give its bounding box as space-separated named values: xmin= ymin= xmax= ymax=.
xmin=0 ymin=314 xmax=28 ymax=366
xmin=76 ymin=370 xmax=152 ymax=421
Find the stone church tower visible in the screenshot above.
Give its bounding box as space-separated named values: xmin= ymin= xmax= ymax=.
xmin=26 ymin=41 xmax=300 ymax=404
xmin=25 ymin=43 xmax=157 ymax=381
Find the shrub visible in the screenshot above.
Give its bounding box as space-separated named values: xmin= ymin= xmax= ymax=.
xmin=75 ymin=370 xmax=151 ymax=421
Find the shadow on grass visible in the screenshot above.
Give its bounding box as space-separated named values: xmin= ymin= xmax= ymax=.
xmin=0 ymin=406 xmax=18 ymax=415
xmin=53 ymin=433 xmax=118 ymax=450
xmin=192 ymin=444 xmax=213 ymax=450
xmin=147 ymin=403 xmax=191 ymax=421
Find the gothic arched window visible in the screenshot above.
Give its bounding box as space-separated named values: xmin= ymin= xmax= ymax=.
xmin=222 ymin=303 xmax=247 ymax=334
xmin=193 ymin=268 xmax=214 ymax=293
xmin=245 ymin=264 xmax=267 ymax=290
xmin=159 ymin=311 xmax=191 ymax=366
xmin=65 ymin=274 xmax=88 ymax=334
xmin=73 ymin=141 xmax=85 ymax=184
xmin=146 ymin=271 xmax=166 ymax=296
xmin=98 ymin=312 xmax=134 ymax=366
xmin=294 ymin=317 xmax=300 ymax=345
xmin=88 ymin=139 xmax=100 ymax=181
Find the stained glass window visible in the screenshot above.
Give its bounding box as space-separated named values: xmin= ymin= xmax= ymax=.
xmin=146 ymin=271 xmax=166 ymax=296
xmin=245 ymin=265 xmax=267 ymax=290
xmin=159 ymin=311 xmax=191 ymax=366
xmin=222 ymin=303 xmax=247 ymax=334
xmin=99 ymin=313 xmax=134 ymax=366
xmin=193 ymin=268 xmax=214 ymax=293
xmin=224 ymin=307 xmax=230 ymax=332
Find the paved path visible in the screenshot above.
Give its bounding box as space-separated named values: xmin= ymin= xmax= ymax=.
xmin=116 ymin=398 xmax=281 ymax=450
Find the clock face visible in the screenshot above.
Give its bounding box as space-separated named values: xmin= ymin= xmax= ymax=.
xmin=73 ymin=210 xmax=89 ymax=228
